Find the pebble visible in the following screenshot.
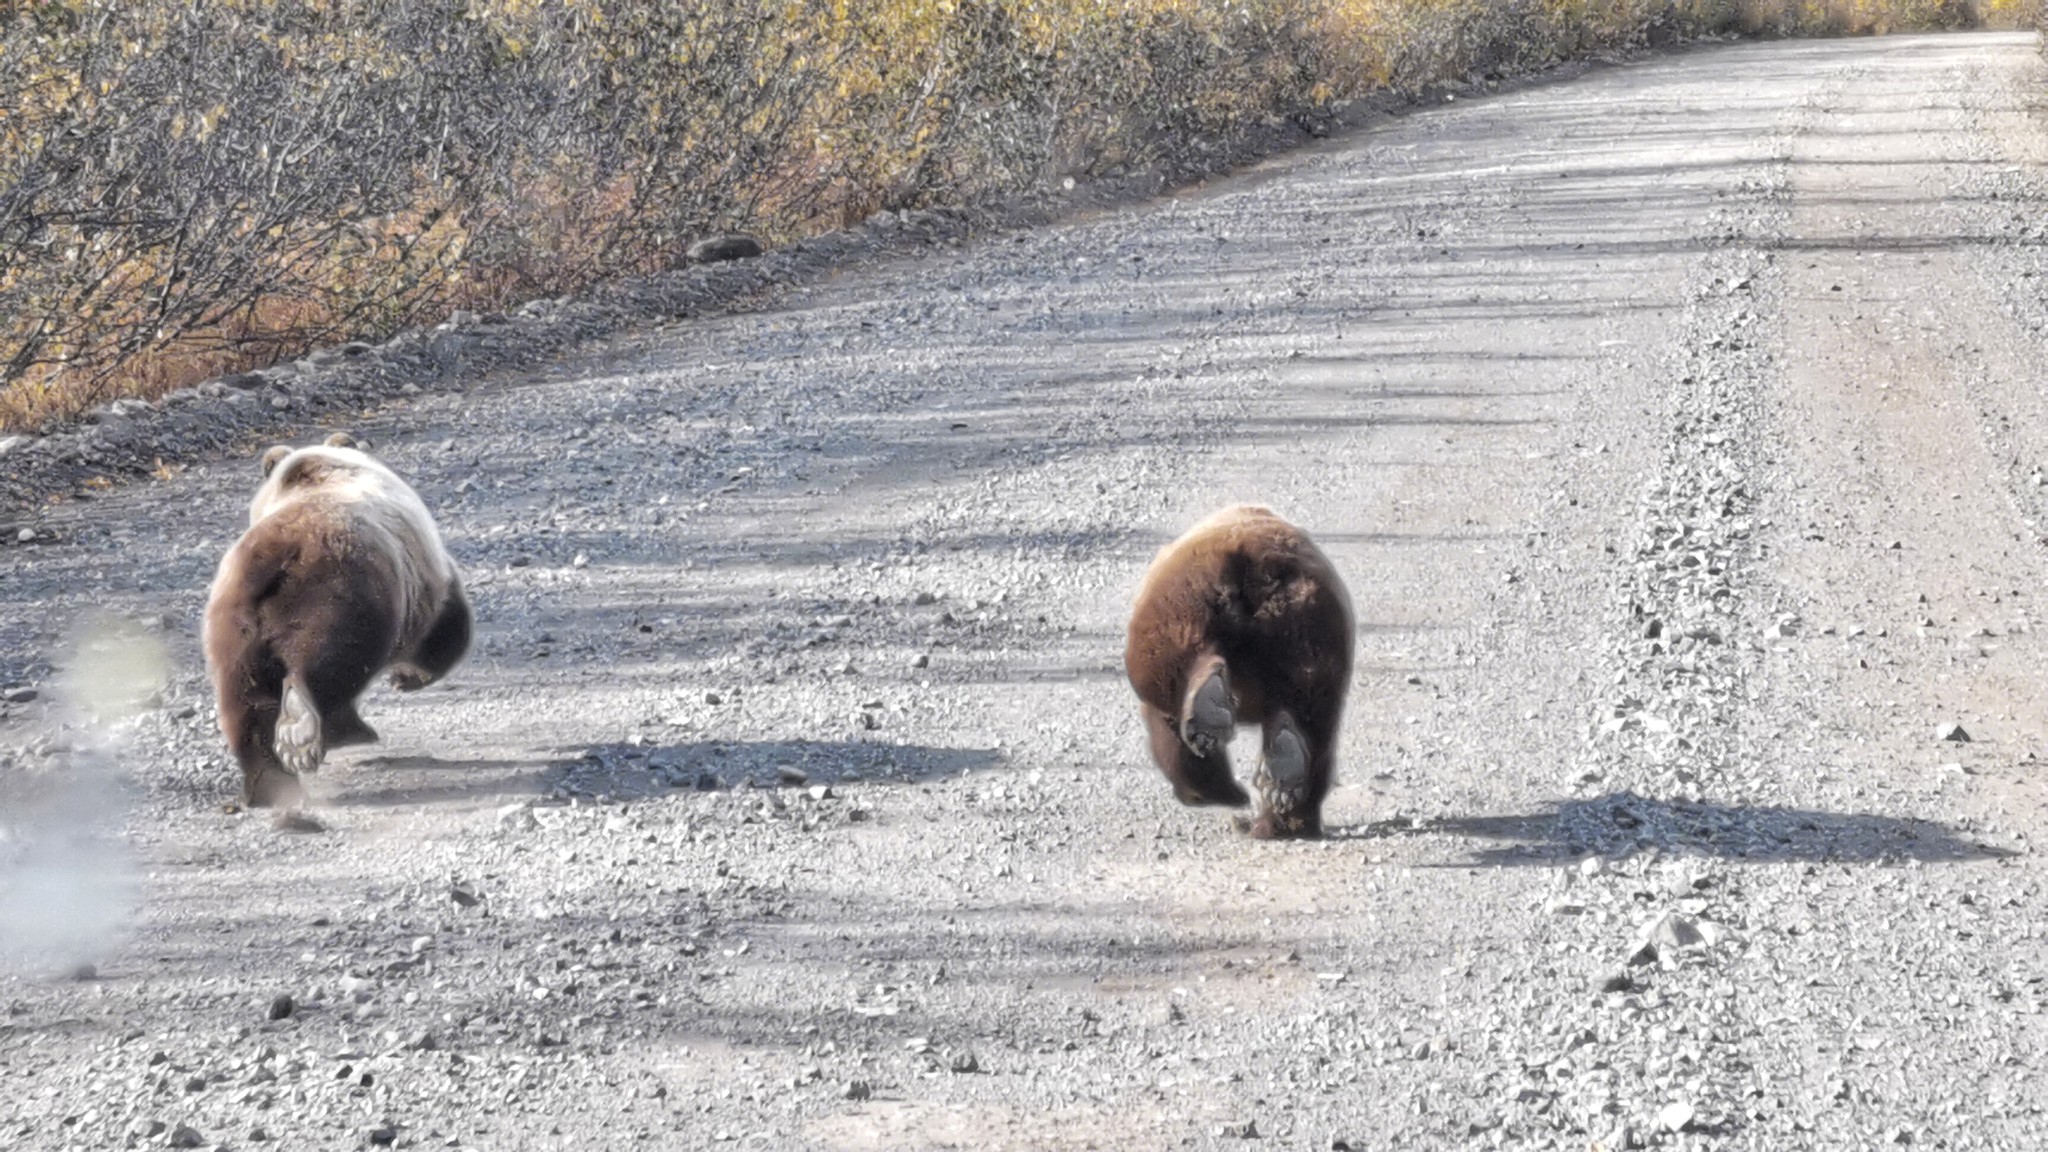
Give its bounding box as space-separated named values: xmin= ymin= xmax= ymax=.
xmin=169 ymin=1124 xmax=205 ymax=1149
xmin=1645 ymin=911 xmax=1706 ymax=950
xmin=368 ymin=1125 xmax=399 ymax=1146
xmin=842 ymin=1079 xmax=873 ymax=1101
xmin=496 ymin=802 xmax=539 ymax=832
xmin=1659 ymin=1100 xmax=1695 ymax=1133
xmin=1938 ymin=723 xmax=1971 ymax=743
xmin=267 ymin=994 xmax=295 ymax=1021
xmin=13 ymin=528 xmax=31 ymax=544
xmin=777 ymin=765 xmax=809 ymax=786
xmin=1 ymin=687 xmax=35 ymax=703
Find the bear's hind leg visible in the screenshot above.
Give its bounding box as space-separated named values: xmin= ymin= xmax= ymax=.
xmin=1250 ymin=709 xmax=1323 ymax=840
xmin=1144 ymin=702 xmax=1249 ymax=808
xmin=391 ymin=585 xmax=472 ymax=692
xmin=274 ymin=677 xmax=325 ymax=778
xmin=322 ymin=704 xmax=380 ymax=749
xmin=1179 ymin=649 xmax=1235 ymax=759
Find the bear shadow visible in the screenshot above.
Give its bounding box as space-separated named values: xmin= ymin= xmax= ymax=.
xmin=320 ymin=750 xmax=553 ymax=810
xmin=1330 ymin=789 xmax=2013 ymax=866
xmin=539 ymin=738 xmax=1005 ymax=802
xmin=303 ymin=740 xmax=1004 ymax=810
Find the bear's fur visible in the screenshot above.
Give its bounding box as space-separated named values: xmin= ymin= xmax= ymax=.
xmin=1124 ymin=505 xmax=1354 ymax=839
xmin=203 ymin=433 xmax=471 ymax=807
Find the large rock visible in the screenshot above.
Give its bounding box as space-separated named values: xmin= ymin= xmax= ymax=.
xmin=688 ymin=235 xmax=763 ymax=264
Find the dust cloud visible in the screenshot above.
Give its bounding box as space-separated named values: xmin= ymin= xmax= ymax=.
xmin=0 ymin=614 xmax=166 ymax=979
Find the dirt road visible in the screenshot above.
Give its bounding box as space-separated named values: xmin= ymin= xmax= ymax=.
xmin=7 ymin=29 xmax=2048 ymax=1151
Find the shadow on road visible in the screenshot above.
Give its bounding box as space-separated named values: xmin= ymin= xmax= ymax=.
xmin=1334 ymin=789 xmax=2013 ymax=865
xmin=542 ymin=737 xmax=1005 ymax=799
xmin=321 ymin=739 xmax=1005 ymax=809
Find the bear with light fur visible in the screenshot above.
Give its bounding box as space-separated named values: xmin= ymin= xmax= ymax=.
xmin=203 ymin=433 xmax=470 ymax=807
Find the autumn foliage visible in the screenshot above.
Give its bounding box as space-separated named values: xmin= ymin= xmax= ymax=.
xmin=0 ymin=0 xmax=2011 ymax=430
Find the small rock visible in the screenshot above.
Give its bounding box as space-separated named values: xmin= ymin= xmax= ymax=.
xmin=13 ymin=528 xmax=32 ymax=544
xmin=449 ymin=884 xmax=481 ymax=908
xmin=777 ymin=765 xmax=809 ymax=786
xmin=2 ymin=687 xmax=35 ymax=703
xmin=1598 ymin=971 xmax=1634 ymax=994
xmin=1658 ymin=1101 xmax=1695 ymax=1133
xmin=267 ymin=994 xmax=294 ymax=1021
xmin=1646 ymin=911 xmax=1706 ymax=950
xmin=842 ymin=1079 xmax=872 ymax=1101
xmin=367 ymin=1125 xmax=398 ymax=1147
xmin=169 ymin=1124 xmax=205 ymax=1149
xmin=704 ymin=691 xmax=723 ymax=705
xmin=807 ymin=784 xmax=833 ymax=801
xmin=687 ymin=235 xmax=763 ymax=263
xmin=947 ymin=1050 xmax=980 ymax=1074
xmin=1215 ymin=1120 xmax=1260 ymax=1139
xmin=911 ymin=653 xmax=930 ymax=669
xmin=912 ymin=591 xmax=939 ymax=606
xmin=495 ymin=802 xmax=539 ymax=832
xmin=571 ymin=553 xmax=589 ymax=569
xmin=1939 ymin=723 xmax=1972 ymax=743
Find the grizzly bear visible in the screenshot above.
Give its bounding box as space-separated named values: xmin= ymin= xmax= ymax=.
xmin=1124 ymin=505 xmax=1354 ymax=839
xmin=203 ymin=433 xmax=471 ymax=807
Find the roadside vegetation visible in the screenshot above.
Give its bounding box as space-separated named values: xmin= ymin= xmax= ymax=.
xmin=0 ymin=0 xmax=2024 ymax=431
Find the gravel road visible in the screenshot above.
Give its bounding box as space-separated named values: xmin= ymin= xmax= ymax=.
xmin=7 ymin=30 xmax=2048 ymax=1152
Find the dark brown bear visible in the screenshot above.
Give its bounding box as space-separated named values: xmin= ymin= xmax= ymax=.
xmin=203 ymin=433 xmax=471 ymax=807
xmin=1124 ymin=505 xmax=1354 ymax=839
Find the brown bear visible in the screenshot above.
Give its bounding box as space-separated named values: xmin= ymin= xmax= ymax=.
xmin=203 ymin=433 xmax=471 ymax=807
xmin=1124 ymin=505 xmax=1354 ymax=839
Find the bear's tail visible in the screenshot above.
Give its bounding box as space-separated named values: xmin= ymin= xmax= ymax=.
xmin=274 ymin=675 xmax=324 ymax=777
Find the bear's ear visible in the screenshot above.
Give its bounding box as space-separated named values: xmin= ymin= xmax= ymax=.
xmin=260 ymin=446 xmax=292 ymax=478
xmin=324 ymin=432 xmax=359 ymax=449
